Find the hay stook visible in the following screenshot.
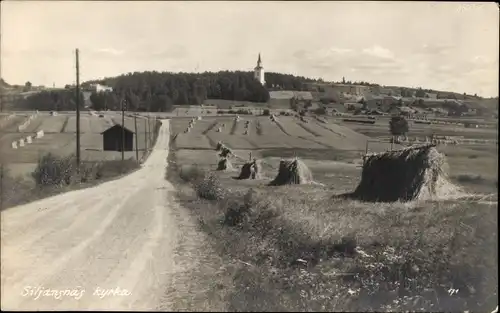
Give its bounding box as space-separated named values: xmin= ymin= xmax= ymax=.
xmin=236 ymin=159 xmax=261 ymax=180
xmin=219 ymin=146 xmax=233 ymax=158
xmin=352 ymin=144 xmax=457 ymax=202
xmin=268 ymin=158 xmax=314 ymax=186
xmin=217 ymin=158 xmax=233 ymax=171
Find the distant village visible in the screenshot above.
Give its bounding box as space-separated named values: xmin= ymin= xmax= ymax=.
xmin=1 ymin=56 xmax=498 ymax=120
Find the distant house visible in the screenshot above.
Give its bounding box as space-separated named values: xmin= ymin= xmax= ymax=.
xmin=269 ymin=90 xmax=313 ymax=109
xmin=269 ymin=90 xmax=313 ymax=101
xmin=82 ymin=91 xmax=92 ymax=108
xmin=90 ymin=83 xmax=113 ymax=93
xmin=101 ymin=124 xmax=134 ymax=152
xmin=329 ymin=84 xmax=370 ymax=96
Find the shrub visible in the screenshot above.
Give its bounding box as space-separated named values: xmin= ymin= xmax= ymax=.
xmin=280 ymin=111 xmax=286 ymax=115
xmin=32 ymin=153 xmax=76 ymax=187
xmin=228 ymin=109 xmax=236 ymax=114
xmin=206 ymin=110 xmax=212 ymax=114
xmin=262 ymin=109 xmax=270 ymax=116
xmin=79 ymin=161 xmax=104 ymax=183
xmin=194 ymin=172 xmax=226 ymax=200
xmin=217 ymin=110 xmax=225 ymax=114
xmin=236 ymin=109 xmax=252 ymax=115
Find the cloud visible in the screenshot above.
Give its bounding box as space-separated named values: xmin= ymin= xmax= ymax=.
xmin=418 ymin=43 xmax=455 ymax=56
xmin=94 ymin=48 xmax=125 ymax=56
xmin=362 ymin=45 xmax=395 ymax=59
xmin=146 ymin=45 xmax=189 ymax=59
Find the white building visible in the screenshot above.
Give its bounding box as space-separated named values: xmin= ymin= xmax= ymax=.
xmin=253 ymin=53 xmax=265 ymax=86
xmin=90 ymin=83 xmax=113 ymax=93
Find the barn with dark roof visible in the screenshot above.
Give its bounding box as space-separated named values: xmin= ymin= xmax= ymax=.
xmin=101 ymin=124 xmax=134 ymax=152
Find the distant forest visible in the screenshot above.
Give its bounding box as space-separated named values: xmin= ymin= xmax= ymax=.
xmin=18 ymin=71 xmax=321 ymax=112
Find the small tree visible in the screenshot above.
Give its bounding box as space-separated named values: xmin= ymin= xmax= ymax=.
xmin=415 ymin=88 xmax=426 ymax=98
xmin=389 ymin=116 xmax=409 ymax=141
xmin=23 ymin=81 xmax=32 ymax=92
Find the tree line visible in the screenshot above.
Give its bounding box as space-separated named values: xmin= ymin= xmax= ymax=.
xmin=15 ymin=90 xmax=85 ymax=111
xmin=14 ymin=71 xmax=325 ymax=112
xmin=85 ymin=71 xmax=275 ymax=111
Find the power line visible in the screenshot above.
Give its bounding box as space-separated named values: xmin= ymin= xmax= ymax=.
xmin=75 ymin=48 xmax=81 ymax=172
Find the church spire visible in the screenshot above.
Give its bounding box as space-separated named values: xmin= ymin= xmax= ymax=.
xmin=257 ymin=53 xmax=262 ymax=67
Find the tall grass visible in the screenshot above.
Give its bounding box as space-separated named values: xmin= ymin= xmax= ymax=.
xmin=171 ymin=163 xmax=498 ymax=312
xmin=1 ymin=154 xmax=140 ymax=210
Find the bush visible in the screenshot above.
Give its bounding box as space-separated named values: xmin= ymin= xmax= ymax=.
xmin=206 ymin=110 xmax=212 ymax=114
xmin=32 ymin=153 xmax=76 ymax=187
xmin=228 ymin=109 xmax=236 ymax=114
xmin=79 ymin=161 xmax=104 ymax=183
xmin=236 ymin=109 xmax=252 ymax=115
xmin=262 ymin=109 xmax=270 ymax=116
xmin=217 ymin=110 xmax=225 ymax=115
xmin=194 ymin=172 xmax=226 ymax=200
xmin=280 ymin=111 xmax=286 ymax=116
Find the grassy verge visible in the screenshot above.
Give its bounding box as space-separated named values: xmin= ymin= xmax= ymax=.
xmin=0 ymin=158 xmax=140 ymax=211
xmin=165 ymin=149 xmax=498 ymax=312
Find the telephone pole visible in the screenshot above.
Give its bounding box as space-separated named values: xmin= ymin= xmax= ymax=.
xmin=121 ymin=98 xmax=126 ymax=162
xmin=75 ymin=48 xmax=81 ymax=171
xmin=134 ymin=114 xmax=139 ymax=162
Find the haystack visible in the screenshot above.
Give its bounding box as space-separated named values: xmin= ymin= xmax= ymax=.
xmin=217 ymin=158 xmax=233 ymax=171
xmin=216 ymin=141 xmax=224 ymax=151
xmin=351 ymin=144 xmax=456 ymax=202
xmin=236 ymin=159 xmax=261 ymax=180
xmin=219 ymin=146 xmax=233 ymax=158
xmin=268 ymin=158 xmax=313 ymax=186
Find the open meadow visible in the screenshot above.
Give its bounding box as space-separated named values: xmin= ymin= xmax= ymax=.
xmin=167 ymin=113 xmax=498 ymax=312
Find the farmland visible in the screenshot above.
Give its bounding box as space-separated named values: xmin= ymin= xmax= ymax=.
xmin=170 ymin=113 xmax=498 ymax=194
xmin=167 ymin=112 xmax=497 ymax=312
xmin=0 ymin=112 xmax=156 ymax=179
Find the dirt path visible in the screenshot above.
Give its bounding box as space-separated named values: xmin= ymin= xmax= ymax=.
xmin=1 ymin=120 xmax=219 ymax=311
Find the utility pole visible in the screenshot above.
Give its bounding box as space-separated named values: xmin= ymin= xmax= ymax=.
xmin=75 ymin=48 xmax=81 ymax=172
xmin=121 ymin=98 xmax=126 ymax=162
xmin=0 ymin=164 xmax=4 ymax=210
xmin=144 ymin=117 xmax=148 ymax=155
xmin=134 ymin=114 xmax=139 ymax=162
xmin=147 ymin=115 xmax=151 ymax=151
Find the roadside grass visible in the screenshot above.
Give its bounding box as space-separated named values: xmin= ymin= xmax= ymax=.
xmin=0 ymin=157 xmax=140 ymax=211
xmin=166 ymin=148 xmax=498 ymax=312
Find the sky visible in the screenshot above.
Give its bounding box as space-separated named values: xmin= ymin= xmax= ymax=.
xmin=1 ymin=1 xmax=498 ymax=97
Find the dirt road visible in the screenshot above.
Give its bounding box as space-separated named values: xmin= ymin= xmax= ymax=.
xmin=1 ymin=119 xmax=209 ymax=310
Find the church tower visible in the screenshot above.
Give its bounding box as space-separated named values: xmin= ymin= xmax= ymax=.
xmin=254 ymin=53 xmax=265 ymax=86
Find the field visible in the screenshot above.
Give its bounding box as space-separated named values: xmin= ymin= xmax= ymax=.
xmin=0 ymin=112 xmax=155 ymax=179
xmin=167 ymin=113 xmax=498 ymax=312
